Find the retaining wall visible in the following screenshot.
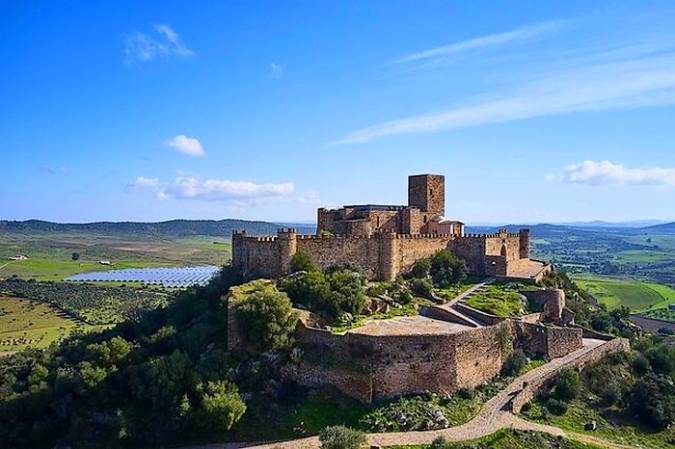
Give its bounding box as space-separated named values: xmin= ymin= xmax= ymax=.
xmin=510 ymin=338 xmax=630 ymax=413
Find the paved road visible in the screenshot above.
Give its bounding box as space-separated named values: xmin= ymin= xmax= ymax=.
xmin=183 ymin=339 xmax=623 ymax=449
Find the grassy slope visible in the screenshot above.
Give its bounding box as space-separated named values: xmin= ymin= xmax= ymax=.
xmin=0 ymin=296 xmax=89 ymax=351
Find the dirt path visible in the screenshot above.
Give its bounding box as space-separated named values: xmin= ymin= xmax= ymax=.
xmin=182 ymin=339 xmax=623 ymax=449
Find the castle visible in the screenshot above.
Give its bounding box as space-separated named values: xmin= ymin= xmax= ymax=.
xmin=232 ymin=174 xmax=550 ymax=282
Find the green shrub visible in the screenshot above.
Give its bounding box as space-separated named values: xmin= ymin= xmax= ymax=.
xmin=290 ymin=251 xmax=319 ymax=273
xmin=319 ymin=426 xmax=366 ymax=449
xmin=234 ymin=288 xmax=299 ymax=353
xmin=429 ymin=250 xmax=467 ymax=288
xmin=429 ymin=436 xmax=447 ymax=449
xmin=410 ymin=258 xmax=431 ymax=279
xmin=501 ymin=349 xmax=528 ymax=377
xmin=553 ymin=368 xmax=580 ymax=402
xmin=409 ymin=278 xmax=434 ymax=300
xmin=544 ymin=397 xmax=568 ymax=415
xmin=196 ymin=380 xmax=246 ymax=431
xmin=629 ymin=373 xmax=675 ymax=430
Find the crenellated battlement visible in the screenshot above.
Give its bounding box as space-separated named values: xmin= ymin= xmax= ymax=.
xmin=231 ymin=175 xmax=535 ymax=281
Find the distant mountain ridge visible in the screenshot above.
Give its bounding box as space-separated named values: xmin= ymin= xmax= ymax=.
xmin=644 ymin=222 xmax=675 ymax=233
xmin=0 ymin=219 xmax=316 ymax=237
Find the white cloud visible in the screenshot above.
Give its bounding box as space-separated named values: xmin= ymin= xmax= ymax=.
xmin=391 ymin=21 xmax=565 ymax=65
xmin=164 ymin=135 xmax=205 ymax=157
xmin=124 ymin=24 xmax=194 ymax=65
xmin=269 ymin=62 xmax=284 ymax=79
xmin=332 ymin=50 xmax=675 ymax=145
xmin=131 ymin=176 xmax=160 ymax=189
xmin=562 ymin=160 xmax=675 ymax=187
xmin=131 ymin=175 xmax=295 ymax=202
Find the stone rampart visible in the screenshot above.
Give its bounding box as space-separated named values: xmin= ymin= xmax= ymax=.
xmin=510 ymin=338 xmax=630 ymax=413
xmin=232 ymin=229 xmax=533 ymax=281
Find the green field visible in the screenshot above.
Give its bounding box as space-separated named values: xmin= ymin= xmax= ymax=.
xmin=573 ymin=276 xmax=675 ymax=312
xmin=0 ymin=296 xmax=85 ymax=352
xmin=0 ymin=232 xmax=231 ymax=281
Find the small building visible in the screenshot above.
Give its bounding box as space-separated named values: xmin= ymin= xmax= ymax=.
xmin=8 ymin=255 xmax=28 ymax=261
xmin=99 ymin=260 xmax=112 ymax=266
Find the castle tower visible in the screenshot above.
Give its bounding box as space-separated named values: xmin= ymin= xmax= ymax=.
xmin=408 ymin=174 xmax=445 ymax=214
xmin=277 ymin=228 xmax=298 ymax=276
xmin=519 ymin=228 xmax=530 ymax=259
xmin=377 ymin=231 xmax=400 ymax=281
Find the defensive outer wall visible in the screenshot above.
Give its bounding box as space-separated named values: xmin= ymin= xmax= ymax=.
xmin=228 ymin=297 xmax=587 ymax=404
xmin=232 ymin=228 xmax=543 ymax=281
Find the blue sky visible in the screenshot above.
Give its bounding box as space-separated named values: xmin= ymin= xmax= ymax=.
xmin=3 ymin=1 xmax=675 ymax=224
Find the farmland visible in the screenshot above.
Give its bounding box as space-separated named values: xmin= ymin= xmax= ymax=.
xmin=0 ymin=296 xmax=85 ymax=352
xmin=0 ymin=231 xmax=231 ymax=281
xmin=572 ymin=276 xmax=675 ymax=311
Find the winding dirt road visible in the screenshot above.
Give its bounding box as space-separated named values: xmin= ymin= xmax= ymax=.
xmin=184 ymin=338 xmax=633 ymax=449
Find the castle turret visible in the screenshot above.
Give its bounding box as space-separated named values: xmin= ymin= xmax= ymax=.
xmin=277 ymin=228 xmax=298 ymax=276
xmin=377 ymin=231 xmax=400 ymax=281
xmin=519 ymin=228 xmax=530 ymax=259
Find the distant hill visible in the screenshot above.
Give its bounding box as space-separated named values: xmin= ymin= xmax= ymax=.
xmin=560 ymin=220 xmax=668 ymax=228
xmin=643 ymin=222 xmax=675 ymax=234
xmin=0 ymin=219 xmax=316 ymax=237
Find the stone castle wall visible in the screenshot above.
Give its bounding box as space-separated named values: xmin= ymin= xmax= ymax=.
xmin=232 ymin=229 xmax=533 ymax=281
xmin=287 ymin=321 xmax=515 ymax=402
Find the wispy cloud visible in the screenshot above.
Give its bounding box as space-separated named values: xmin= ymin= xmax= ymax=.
xmin=269 ymin=62 xmax=284 ymax=79
xmin=164 ymin=135 xmax=205 ymax=157
xmin=562 ymin=160 xmax=675 ymax=187
xmin=390 ymin=20 xmax=565 ymax=65
xmin=332 ymin=49 xmax=675 ymax=145
xmin=132 ymin=175 xmax=295 ymax=202
xmin=124 ymin=24 xmax=194 ymax=65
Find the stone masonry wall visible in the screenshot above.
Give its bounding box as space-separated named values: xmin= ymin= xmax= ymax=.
xmin=232 ymin=229 xmax=531 ymax=281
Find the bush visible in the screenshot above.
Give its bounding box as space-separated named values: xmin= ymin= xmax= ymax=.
xmin=290 ymin=251 xmax=318 ymax=273
xmin=429 ymin=250 xmax=467 ymax=288
xmin=234 ymin=288 xmax=299 ymax=353
xmin=319 ymin=426 xmax=366 ymax=449
xmin=430 ymin=436 xmax=447 ymax=449
xmin=501 ymin=349 xmax=528 ymax=377
xmin=544 ymin=397 xmax=569 ymax=415
xmin=410 ymin=258 xmax=431 ymax=279
xmin=409 ymin=278 xmax=434 ymax=300
xmin=629 ymin=373 xmax=675 ymax=430
xmin=196 ymin=380 xmax=246 ymax=431
xmin=553 ymin=368 xmax=580 ymax=402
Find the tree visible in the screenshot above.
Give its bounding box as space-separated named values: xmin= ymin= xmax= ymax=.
xmin=429 ymin=250 xmax=467 ymax=288
xmin=196 ymin=380 xmax=246 ymax=431
xmin=325 ymin=268 xmax=366 ymax=317
xmin=410 ymin=258 xmax=431 ymax=279
xmin=319 ymin=426 xmax=366 ymax=449
xmin=234 ymin=288 xmax=299 ymax=353
xmin=553 ymin=368 xmax=581 ymax=401
xmin=629 ymin=373 xmax=675 ymax=429
xmin=290 ymin=250 xmax=318 ymax=273
xmin=71 ymin=252 xmax=80 ymax=261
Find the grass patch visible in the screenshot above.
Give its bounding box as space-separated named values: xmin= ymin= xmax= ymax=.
xmin=391 ymin=429 xmax=607 ymax=449
xmin=463 ymin=284 xmax=528 ymax=317
xmin=574 ymin=276 xmax=675 ymax=311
